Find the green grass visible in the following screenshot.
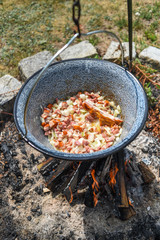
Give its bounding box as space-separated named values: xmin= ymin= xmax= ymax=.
xmin=133 ymin=18 xmax=143 ymax=31
xmin=0 ymin=0 xmax=160 ymax=79
xmin=115 ymin=16 xmax=128 ymax=29
xmin=89 ymin=35 xmax=99 ymax=46
xmin=144 ymin=82 xmax=156 ymax=105
xmin=87 ymin=14 xmax=103 ymax=30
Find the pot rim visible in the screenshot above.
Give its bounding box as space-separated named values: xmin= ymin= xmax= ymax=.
xmin=14 ymin=58 xmax=148 ymax=161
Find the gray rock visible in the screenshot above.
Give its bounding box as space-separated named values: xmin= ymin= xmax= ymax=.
xmin=0 ymin=74 xmax=22 ymax=112
xmin=103 ymin=41 xmax=121 ymax=60
xmin=18 ymin=51 xmax=56 ymax=81
xmin=59 ymin=40 xmax=97 ymax=60
xmin=123 ymin=42 xmax=136 ymax=59
xmin=139 ymin=46 xmax=160 ymax=69
xmin=103 ymin=41 xmax=136 ymax=60
xmin=128 ymin=130 xmax=159 ymax=169
xmin=142 ymin=146 xmax=149 ymax=153
xmin=142 ymin=158 xmax=151 ymax=165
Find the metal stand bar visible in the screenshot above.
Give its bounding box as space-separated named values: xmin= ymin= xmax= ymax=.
xmin=127 ymin=0 xmax=133 ymax=70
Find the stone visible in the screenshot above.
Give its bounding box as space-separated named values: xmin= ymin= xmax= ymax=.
xmin=59 ymin=40 xmax=98 ymax=60
xmin=0 ymin=74 xmax=22 ymax=112
xmin=43 ymin=187 xmax=50 ymax=193
xmin=27 ymin=216 xmax=32 ymax=221
xmin=142 ymin=146 xmax=149 ymax=153
xmin=103 ymin=41 xmax=136 ymax=61
xmin=122 ymin=42 xmax=136 ymax=59
xmin=139 ymin=46 xmax=160 ymax=69
xmin=18 ymin=51 xmax=56 ymax=81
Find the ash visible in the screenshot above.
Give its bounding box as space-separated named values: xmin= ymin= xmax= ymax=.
xmin=0 ymin=119 xmax=160 ymax=240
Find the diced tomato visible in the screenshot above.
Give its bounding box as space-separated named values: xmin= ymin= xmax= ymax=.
xmin=43 ymin=109 xmax=50 ymax=114
xmin=85 ymin=133 xmax=88 ymax=139
xmin=41 ymin=122 xmax=46 ymax=127
xmin=41 ymin=113 xmax=48 ymax=119
xmin=58 ymin=141 xmax=64 ymax=147
xmin=70 ymin=97 xmax=75 ymax=101
xmin=71 ymin=114 xmax=74 ymax=120
xmin=73 ymin=125 xmax=83 ymax=132
xmin=63 ymin=130 xmax=68 ymax=135
xmin=78 ymin=98 xmax=82 ymax=105
xmin=104 ymin=100 xmax=109 ymax=106
xmin=44 ymin=123 xmax=50 ymax=131
xmin=47 ymin=104 xmax=53 ymax=109
xmin=49 ymin=120 xmax=57 ymax=128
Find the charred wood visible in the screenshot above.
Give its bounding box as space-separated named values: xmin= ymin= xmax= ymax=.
xmin=138 ymin=161 xmax=156 ymax=184
xmin=45 ymin=161 xmax=73 ymax=192
xmin=84 ymin=158 xmax=106 ymax=207
xmin=63 ymin=161 xmax=93 ymax=203
xmin=37 ymin=157 xmax=60 ymax=176
xmin=115 ymin=150 xmax=136 ymax=220
xmin=123 ymin=149 xmax=143 ymax=186
xmin=100 ymin=156 xmax=113 ymax=201
xmin=100 ymin=155 xmax=112 ymax=183
xmin=84 ymin=184 xmax=94 ymax=208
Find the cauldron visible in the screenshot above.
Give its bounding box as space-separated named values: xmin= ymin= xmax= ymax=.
xmin=14 ymin=58 xmax=148 ymax=161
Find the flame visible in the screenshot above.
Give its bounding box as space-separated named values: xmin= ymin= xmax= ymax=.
xmin=124 ymin=160 xmax=128 ymax=172
xmin=69 ymin=187 xmax=73 ymax=204
xmin=128 ymin=198 xmax=133 ymax=207
xmin=109 ymin=163 xmax=119 ymax=190
xmin=91 ymin=169 xmax=99 ymax=206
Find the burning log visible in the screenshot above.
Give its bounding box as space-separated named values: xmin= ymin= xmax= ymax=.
xmin=63 ymin=161 xmax=93 ymax=203
xmin=36 ymin=148 xmax=156 ymax=220
xmin=37 ymin=157 xmax=60 ymax=176
xmin=124 ymin=150 xmax=144 ymax=187
xmin=115 ymin=150 xmax=136 ymax=220
xmin=100 ymin=156 xmax=113 ymax=201
xmin=84 ymin=158 xmax=107 ymax=207
xmin=44 ymin=161 xmax=73 ymax=192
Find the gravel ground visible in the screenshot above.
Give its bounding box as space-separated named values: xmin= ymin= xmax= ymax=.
xmin=0 ymin=119 xmax=160 ymax=240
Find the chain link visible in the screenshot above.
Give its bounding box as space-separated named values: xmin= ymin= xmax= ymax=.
xmin=72 ymin=0 xmax=81 ymax=37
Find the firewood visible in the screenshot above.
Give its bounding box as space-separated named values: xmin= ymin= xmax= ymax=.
xmin=37 ymin=157 xmax=59 ymax=175
xmin=45 ymin=161 xmax=72 ymax=192
xmin=115 ymin=150 xmax=136 ymax=220
xmin=63 ymin=161 xmax=92 ymax=203
xmin=138 ymin=161 xmax=156 ymax=184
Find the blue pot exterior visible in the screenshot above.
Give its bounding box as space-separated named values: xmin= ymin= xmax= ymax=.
xmin=14 ymin=59 xmax=148 ymax=161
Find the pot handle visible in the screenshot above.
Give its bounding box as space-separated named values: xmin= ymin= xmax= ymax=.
xmin=35 ymin=30 xmax=125 ymax=85
xmin=24 ymin=30 xmax=124 ymax=136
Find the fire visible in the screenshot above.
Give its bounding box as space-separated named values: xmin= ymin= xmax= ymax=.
xmin=124 ymin=160 xmax=128 ymax=172
xmin=128 ymin=198 xmax=133 ymax=207
xmin=91 ymin=169 xmax=99 ymax=206
xmin=109 ymin=163 xmax=119 ymax=190
xmin=69 ymin=186 xmax=73 ymax=204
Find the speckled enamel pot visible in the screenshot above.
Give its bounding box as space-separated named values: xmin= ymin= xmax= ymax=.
xmin=14 ymin=59 xmax=148 ymax=161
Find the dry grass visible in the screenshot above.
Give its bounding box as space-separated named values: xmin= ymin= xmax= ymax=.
xmin=0 ymin=0 xmax=160 ymax=79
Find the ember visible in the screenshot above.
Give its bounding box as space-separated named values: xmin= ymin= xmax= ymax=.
xmin=69 ymin=186 xmax=73 ymax=203
xmin=91 ymin=169 xmax=99 ymax=206
xmin=109 ymin=163 xmax=119 ymax=190
xmin=128 ymin=198 xmax=133 ymax=207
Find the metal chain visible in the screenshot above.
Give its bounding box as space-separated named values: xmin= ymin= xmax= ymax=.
xmin=72 ymin=0 xmax=81 ymax=37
